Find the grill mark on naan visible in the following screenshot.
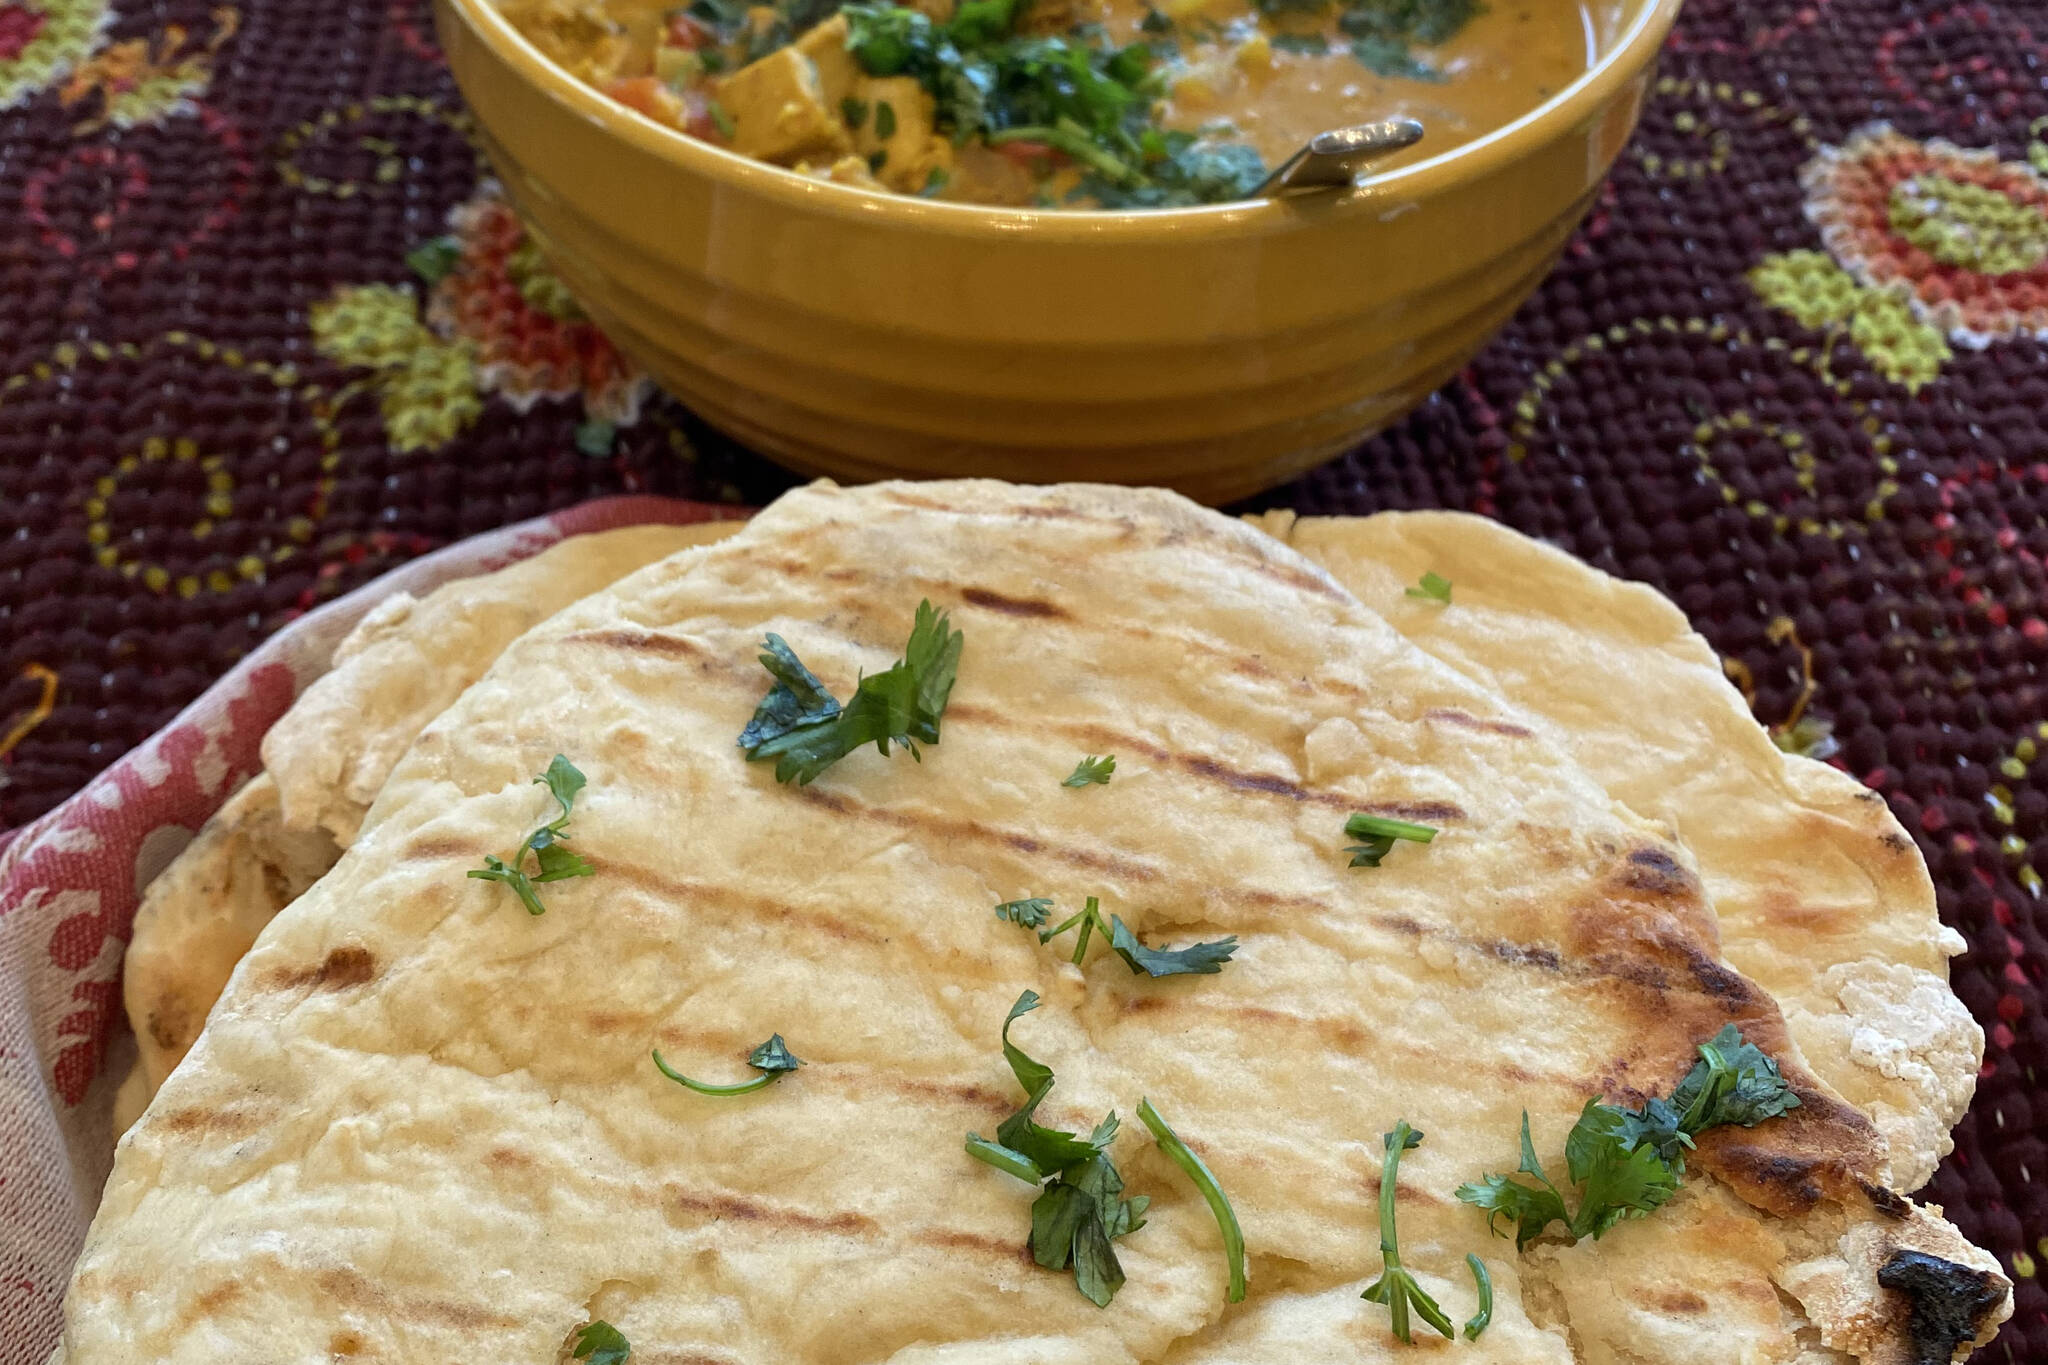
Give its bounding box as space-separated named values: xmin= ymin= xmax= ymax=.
xmin=1115 ymin=994 xmax=1564 ymax=1089
xmin=659 ymin=1183 xmax=1030 ymax=1262
xmin=793 ymin=786 xmax=1166 ymax=883
xmin=960 ymin=586 xmax=1068 ymax=619
xmin=1424 ymin=707 xmax=1537 ymax=739
xmin=316 ymin=1266 xmax=520 ymax=1331
xmin=151 ymin=1104 xmax=277 ymax=1140
xmin=604 ymin=862 xmax=893 ymax=945
xmin=565 ymin=628 xmax=713 ymax=663
xmin=872 ymin=484 xmax=1348 ymax=603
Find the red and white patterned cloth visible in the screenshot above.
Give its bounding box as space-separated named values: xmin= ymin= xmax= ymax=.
xmin=0 ymin=497 xmax=730 ymax=1364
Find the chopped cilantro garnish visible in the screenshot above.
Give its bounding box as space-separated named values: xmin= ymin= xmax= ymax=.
xmin=1348 ymin=33 xmax=1445 ymax=79
xmin=965 ymin=991 xmax=1151 ymax=1306
xmin=574 ymin=417 xmax=616 ymax=457
xmin=1063 ymin=754 xmax=1115 ymax=787
xmin=1405 ymin=570 xmax=1452 ymax=603
xmin=842 ymin=1 xmax=1264 ymax=206
xmin=1456 ymin=1026 xmax=1801 ymax=1246
xmin=1361 ymin=1121 xmax=1456 ymax=1343
xmin=875 ymin=99 xmax=898 ymax=138
xmin=920 ymin=166 xmax=951 ymax=196
xmin=405 ymin=234 xmax=462 ymax=285
xmin=994 ymin=896 xmax=1055 ymax=928
xmin=841 ymin=95 xmax=870 ymax=128
xmin=653 ymin=1034 xmax=804 ymax=1096
xmin=1014 ymin=895 xmax=1238 ymax=977
xmin=738 ymin=634 xmax=841 ymax=752
xmin=466 ymin=755 xmax=594 ymax=915
xmin=738 ymin=601 xmax=963 ymax=785
xmin=1463 ymin=1255 xmax=1493 ymax=1340
xmin=573 ymin=1321 xmax=631 ymax=1365
xmin=1343 ymin=812 xmax=1438 ymax=868
xmin=1137 ymin=1098 xmax=1246 ymax=1302
xmin=707 ymin=97 xmax=737 ymax=138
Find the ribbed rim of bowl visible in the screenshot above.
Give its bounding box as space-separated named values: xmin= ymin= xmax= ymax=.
xmin=443 ymin=0 xmax=1684 ymax=240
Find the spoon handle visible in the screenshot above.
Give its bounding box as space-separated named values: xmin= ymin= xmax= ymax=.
xmin=1254 ymin=118 xmax=1427 ymax=197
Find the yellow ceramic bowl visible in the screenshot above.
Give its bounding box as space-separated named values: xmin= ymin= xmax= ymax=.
xmin=436 ymin=0 xmax=1680 ymax=503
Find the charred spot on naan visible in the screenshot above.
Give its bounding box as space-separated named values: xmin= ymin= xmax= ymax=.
xmin=153 ymin=1102 xmax=277 ymax=1142
xmin=254 ymin=944 xmax=378 ymax=993
xmin=1689 ymin=1092 xmax=1889 ymax=1217
xmin=1878 ymin=1248 xmax=2011 ymax=1365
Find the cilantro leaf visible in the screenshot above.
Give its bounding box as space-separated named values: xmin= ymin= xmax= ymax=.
xmin=653 ymin=1034 xmax=804 ymax=1097
xmin=1015 ymin=896 xmax=1238 ymax=978
xmin=968 ymin=991 xmax=1149 ymax=1306
xmin=405 ymin=235 xmax=462 ymax=285
xmin=994 ymin=896 xmax=1055 ymax=928
xmin=748 ymin=1033 xmax=804 ymax=1072
xmin=1459 ymin=1028 xmax=1798 ymax=1247
xmin=1107 ymin=915 xmax=1238 ymax=978
xmin=1332 ymin=0 xmax=1479 ymax=78
xmin=466 ymin=755 xmax=595 ymax=915
xmin=1138 ymin=1097 xmax=1246 ymax=1302
xmin=740 ymin=602 xmax=962 ymax=785
xmin=574 ymin=418 xmax=616 ymax=457
xmin=737 ymin=633 xmax=843 ymax=751
xmin=1405 ymin=570 xmax=1452 ymax=603
xmin=1669 ymin=1024 xmax=1804 ymax=1132
xmin=1568 ymin=1129 xmax=1681 ymax=1239
xmin=965 ymin=1134 xmax=1044 ymax=1181
xmin=573 ymin=1321 xmax=631 ymax=1365
xmin=1348 ymin=34 xmax=1444 ymax=79
xmin=1343 ymin=812 xmax=1438 ymax=868
xmin=1063 ymin=754 xmax=1116 ymax=787
xmin=1361 ymin=1121 xmax=1455 ymax=1343
xmin=1463 ymin=1255 xmax=1492 ymax=1340
xmin=1452 ymin=1112 xmax=1571 ymax=1248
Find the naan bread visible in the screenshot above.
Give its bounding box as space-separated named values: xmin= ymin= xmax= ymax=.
xmin=265 ymin=522 xmax=741 ymax=846
xmin=111 ymin=775 xmax=338 ymax=1133
xmin=111 ymin=524 xmax=737 ymax=1127
xmin=67 ymin=482 xmax=2003 ymax=1363
xmin=1250 ymin=511 xmax=1978 ymax=1194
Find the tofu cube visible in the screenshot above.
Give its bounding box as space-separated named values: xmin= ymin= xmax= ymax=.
xmin=718 ymin=47 xmax=852 ymax=163
xmin=852 ymin=75 xmax=946 ymax=191
xmin=793 ymin=16 xmax=862 ymax=112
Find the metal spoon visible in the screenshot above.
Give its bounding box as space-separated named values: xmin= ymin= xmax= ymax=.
xmin=1254 ymin=118 xmax=1426 ymax=197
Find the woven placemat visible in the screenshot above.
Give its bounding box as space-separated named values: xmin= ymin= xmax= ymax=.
xmin=1 ymin=0 xmax=2045 ymax=1354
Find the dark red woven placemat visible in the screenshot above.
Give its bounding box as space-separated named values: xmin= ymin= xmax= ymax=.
xmin=2 ymin=0 xmax=2045 ymax=1353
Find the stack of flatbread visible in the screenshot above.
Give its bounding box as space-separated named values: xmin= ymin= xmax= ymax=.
xmin=65 ymin=481 xmax=2005 ymax=1364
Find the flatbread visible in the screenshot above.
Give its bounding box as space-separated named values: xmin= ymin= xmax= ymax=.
xmin=125 ymin=510 xmax=1976 ymax=1194
xmin=67 ymin=482 xmax=2003 ymax=1363
xmin=111 ymin=776 xmax=338 ymax=1133
xmin=111 ymin=524 xmax=737 ymax=1128
xmin=265 ymin=521 xmax=741 ymax=846
xmin=1249 ymin=510 xmax=1978 ymax=1195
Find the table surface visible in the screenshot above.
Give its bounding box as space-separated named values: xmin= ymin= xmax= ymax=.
xmin=3 ymin=0 xmax=2046 ymax=1353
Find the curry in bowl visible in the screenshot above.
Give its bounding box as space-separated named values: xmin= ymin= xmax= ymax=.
xmin=501 ymin=0 xmax=1602 ymax=207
